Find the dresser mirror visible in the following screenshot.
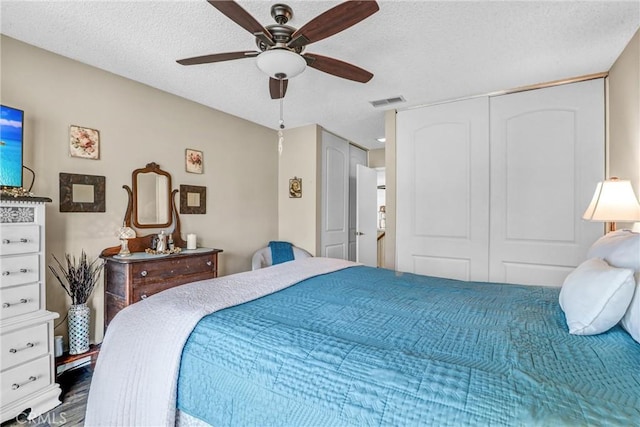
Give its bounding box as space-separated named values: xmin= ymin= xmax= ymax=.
xmin=132 ymin=163 xmax=171 ymax=228
xmin=101 ymin=162 xmax=186 ymax=257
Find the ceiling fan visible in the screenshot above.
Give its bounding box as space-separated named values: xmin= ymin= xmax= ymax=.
xmin=177 ymin=0 xmax=379 ymax=99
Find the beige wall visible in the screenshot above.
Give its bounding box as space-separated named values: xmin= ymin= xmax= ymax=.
xmin=1 ymin=36 xmax=279 ymax=342
xmin=278 ymin=124 xmax=321 ymax=254
xmin=608 ymin=29 xmax=640 ymax=229
xmin=368 ymin=149 xmax=385 ymax=168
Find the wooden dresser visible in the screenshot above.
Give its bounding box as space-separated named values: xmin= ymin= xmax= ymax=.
xmin=0 ymin=197 xmax=61 ymax=423
xmin=102 ymin=248 xmax=222 ymax=327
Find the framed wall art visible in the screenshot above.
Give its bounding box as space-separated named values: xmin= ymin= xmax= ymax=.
xmin=59 ymin=173 xmax=106 ymax=212
xmin=289 ymin=177 xmax=302 ymax=198
xmin=185 ymin=149 xmax=203 ymax=174
xmin=180 ymin=185 xmax=206 ymax=214
xmin=69 ymin=125 xmax=100 ymax=160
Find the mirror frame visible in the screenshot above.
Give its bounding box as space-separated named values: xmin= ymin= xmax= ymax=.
xmin=131 ymin=162 xmax=172 ymax=229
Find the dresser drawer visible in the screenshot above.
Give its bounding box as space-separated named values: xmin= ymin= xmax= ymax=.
xmin=0 ymin=283 xmax=40 ymax=320
xmin=1 ymin=355 xmax=52 ymax=407
xmin=1 ymin=323 xmax=49 ymax=371
xmin=0 ymin=225 xmax=40 ymax=256
xmin=131 ymin=253 xmax=215 ymax=285
xmin=0 ymin=254 xmax=39 ymax=289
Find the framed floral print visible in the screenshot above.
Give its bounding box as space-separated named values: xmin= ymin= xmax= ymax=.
xmin=186 ymin=149 xmax=203 ymax=174
xmin=69 ymin=125 xmax=100 ymax=160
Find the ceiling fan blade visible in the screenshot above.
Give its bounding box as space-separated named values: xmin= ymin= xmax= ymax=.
xmin=303 ymin=53 xmax=373 ymax=83
xmin=288 ymin=1 xmax=379 ymax=49
xmin=207 ymin=0 xmax=274 ymax=46
xmin=269 ymin=78 xmax=288 ymax=99
xmin=177 ymin=51 xmax=258 ymax=66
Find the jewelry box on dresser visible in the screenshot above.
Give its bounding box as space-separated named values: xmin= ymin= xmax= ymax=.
xmin=0 ymin=196 xmax=61 ymax=422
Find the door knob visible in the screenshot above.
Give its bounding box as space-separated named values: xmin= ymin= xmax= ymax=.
xmin=355 ymin=231 xmax=364 ymax=236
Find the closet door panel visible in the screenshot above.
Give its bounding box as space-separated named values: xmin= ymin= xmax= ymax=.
xmin=320 ymin=131 xmax=349 ymax=259
xmin=397 ymin=97 xmax=490 ymax=281
xmin=414 ymin=123 xmax=469 ymax=238
xmin=489 ymin=79 xmax=605 ymax=285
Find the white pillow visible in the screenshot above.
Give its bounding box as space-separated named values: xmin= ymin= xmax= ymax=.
xmin=559 ymin=258 xmax=635 ymax=335
xmin=587 ymin=230 xmax=640 ymax=342
xmin=622 ymin=286 xmax=640 ymax=343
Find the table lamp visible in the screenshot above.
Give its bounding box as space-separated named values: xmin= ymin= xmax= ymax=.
xmin=582 ymin=177 xmax=640 ymax=232
xmin=116 ymin=226 xmax=136 ymax=256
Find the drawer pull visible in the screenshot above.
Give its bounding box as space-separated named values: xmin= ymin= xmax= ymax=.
xmin=2 ymin=238 xmax=29 ymax=244
xmin=140 ymin=294 xmax=148 ymax=299
xmin=9 ymin=342 xmax=35 ymax=353
xmin=2 ymin=268 xmax=29 ymax=276
xmin=11 ymin=376 xmax=37 ymax=390
xmin=2 ymin=298 xmax=29 ymax=308
xmin=140 ymin=270 xmax=148 ymax=277
xmin=206 ymin=261 xmax=213 ymax=266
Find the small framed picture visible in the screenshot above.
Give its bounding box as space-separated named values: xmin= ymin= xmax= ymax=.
xmin=186 ymin=149 xmax=203 ymax=174
xmin=69 ymin=125 xmax=100 ymax=160
xmin=289 ymin=177 xmax=302 ymax=198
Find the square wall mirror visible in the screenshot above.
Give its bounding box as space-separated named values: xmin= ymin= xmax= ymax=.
xmin=180 ymin=185 xmax=206 ymax=214
xmin=59 ymin=173 xmax=105 ymax=212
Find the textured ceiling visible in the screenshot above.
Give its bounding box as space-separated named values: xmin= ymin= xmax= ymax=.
xmin=1 ymin=1 xmax=639 ymax=150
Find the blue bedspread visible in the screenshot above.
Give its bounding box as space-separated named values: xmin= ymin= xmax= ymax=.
xmin=177 ymin=266 xmax=640 ymax=426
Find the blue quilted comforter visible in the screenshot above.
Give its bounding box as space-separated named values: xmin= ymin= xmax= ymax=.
xmin=177 ymin=266 xmax=640 ymax=426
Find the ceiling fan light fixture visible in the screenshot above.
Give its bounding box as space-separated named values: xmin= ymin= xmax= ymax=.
xmin=256 ymin=49 xmax=306 ymax=79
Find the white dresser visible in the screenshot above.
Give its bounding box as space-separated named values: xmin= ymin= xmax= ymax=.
xmin=0 ymin=197 xmax=61 ymax=422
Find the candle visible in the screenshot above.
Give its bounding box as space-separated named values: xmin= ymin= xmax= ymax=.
xmin=187 ymin=233 xmax=197 ymax=250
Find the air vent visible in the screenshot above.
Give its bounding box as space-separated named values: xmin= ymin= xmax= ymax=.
xmin=370 ymin=96 xmax=406 ymax=108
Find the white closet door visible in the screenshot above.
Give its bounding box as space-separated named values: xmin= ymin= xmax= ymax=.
xmin=320 ymin=130 xmax=349 ymax=259
xmin=489 ymin=79 xmax=604 ymax=285
xmin=348 ymin=145 xmax=368 ymax=261
xmin=397 ymin=97 xmax=490 ymax=281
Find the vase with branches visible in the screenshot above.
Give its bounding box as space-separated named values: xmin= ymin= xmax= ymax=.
xmin=49 ymin=251 xmax=104 ymax=355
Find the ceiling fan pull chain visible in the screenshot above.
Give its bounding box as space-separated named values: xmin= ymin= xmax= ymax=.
xmin=278 ymin=78 xmax=285 ymax=155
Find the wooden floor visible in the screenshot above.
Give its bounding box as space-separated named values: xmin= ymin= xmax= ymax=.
xmin=2 ymin=366 xmax=92 ymax=427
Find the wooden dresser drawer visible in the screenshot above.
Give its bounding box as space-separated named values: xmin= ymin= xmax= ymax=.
xmin=130 ymin=253 xmax=216 ymax=285
xmin=102 ymin=248 xmax=222 ymax=327
xmin=0 ymin=225 xmax=40 ymax=256
xmin=0 ymin=283 xmax=40 ymax=320
xmin=0 ymin=254 xmax=39 ymax=289
xmin=1 ymin=323 xmax=49 ymax=371
xmin=131 ymin=269 xmax=216 ymax=302
xmin=1 ymin=355 xmax=52 ymax=407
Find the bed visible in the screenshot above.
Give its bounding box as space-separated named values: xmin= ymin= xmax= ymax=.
xmin=85 ymin=257 xmax=640 ymax=426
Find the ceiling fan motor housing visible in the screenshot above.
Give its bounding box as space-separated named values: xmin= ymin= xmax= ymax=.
xmin=257 ymin=25 xmax=301 ymax=52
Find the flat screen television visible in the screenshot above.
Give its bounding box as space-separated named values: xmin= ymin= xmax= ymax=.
xmin=0 ymin=105 xmax=24 ymax=188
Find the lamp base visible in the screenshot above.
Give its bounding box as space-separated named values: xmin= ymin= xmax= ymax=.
xmin=118 ymin=239 xmax=132 ymax=257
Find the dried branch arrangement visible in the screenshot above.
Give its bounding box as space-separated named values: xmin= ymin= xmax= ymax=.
xmin=49 ymin=251 xmax=104 ymax=305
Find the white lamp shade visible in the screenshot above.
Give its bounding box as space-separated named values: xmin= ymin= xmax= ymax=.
xmin=256 ymin=49 xmax=306 ymax=79
xmin=583 ymin=178 xmax=640 ymax=222
xmin=117 ymin=226 xmax=136 ymax=239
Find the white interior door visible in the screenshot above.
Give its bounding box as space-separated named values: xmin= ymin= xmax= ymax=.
xmin=320 ymin=130 xmax=349 ymax=259
xmin=356 ymin=164 xmax=378 ymax=267
xmin=489 ymin=79 xmax=605 ymax=285
xmin=349 ymin=145 xmax=368 ymax=261
xmin=396 ymin=97 xmax=490 ymax=281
